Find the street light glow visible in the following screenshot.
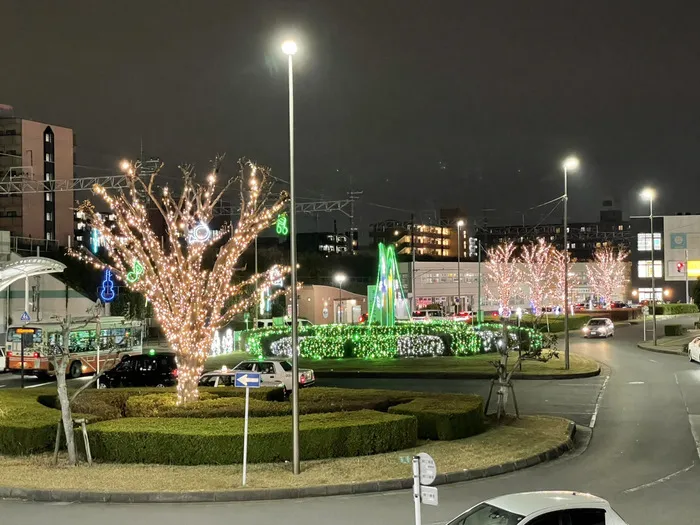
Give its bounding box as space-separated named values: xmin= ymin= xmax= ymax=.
xmin=334 ymin=273 xmax=347 ymax=285
xmin=282 ymin=40 xmax=298 ymax=55
xmin=640 ymin=187 xmax=656 ymax=201
xmin=457 ymin=220 xmax=465 ymax=227
xmin=119 ymin=159 xmax=131 ymax=172
xmin=562 ymin=156 xmax=580 ymax=171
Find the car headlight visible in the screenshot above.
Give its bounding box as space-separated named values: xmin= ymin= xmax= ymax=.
xmin=582 ymin=327 xmax=590 ymax=332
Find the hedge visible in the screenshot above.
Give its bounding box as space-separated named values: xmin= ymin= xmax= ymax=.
xmin=652 ymin=304 xmax=699 ymax=315
xmin=0 ymin=391 xmax=59 ymax=455
xmin=664 ymin=324 xmax=686 ymax=336
xmin=389 ymin=395 xmax=484 ymax=440
xmin=126 ymin=393 xmax=291 ymax=418
xmin=87 ymin=410 xmax=417 ymax=464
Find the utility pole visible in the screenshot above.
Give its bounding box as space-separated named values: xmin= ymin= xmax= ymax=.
xmin=477 ymin=238 xmax=482 ymax=324
xmin=411 ymin=213 xmax=416 ymax=312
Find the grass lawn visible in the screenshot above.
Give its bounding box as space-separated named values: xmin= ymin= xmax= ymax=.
xmin=205 ymin=351 xmax=600 ymax=377
xmin=0 ymin=416 xmax=570 ymax=492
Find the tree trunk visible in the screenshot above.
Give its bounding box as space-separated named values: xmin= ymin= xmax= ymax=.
xmin=175 ymin=350 xmax=206 ymax=406
xmin=55 ymin=354 xmax=77 ymax=465
xmin=495 ymin=319 xmax=510 ymax=419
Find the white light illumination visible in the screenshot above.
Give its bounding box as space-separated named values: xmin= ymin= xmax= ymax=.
xmin=562 ymin=156 xmax=580 ymax=171
xmin=282 ymin=40 xmax=298 ymax=55
xmin=457 ymin=220 xmax=465 ymax=227
xmin=334 ymin=273 xmax=347 ymax=285
xmin=119 ymin=159 xmax=131 ymax=172
xmin=640 ymin=187 xmax=656 ymax=201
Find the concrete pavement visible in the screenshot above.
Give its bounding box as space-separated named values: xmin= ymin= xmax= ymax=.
xmin=3 ymin=321 xmax=700 ymax=524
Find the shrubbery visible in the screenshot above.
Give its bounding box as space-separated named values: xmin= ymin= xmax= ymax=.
xmin=0 ymin=390 xmax=58 ymax=455
xmin=389 ymin=395 xmax=484 ymax=440
xmin=664 ymin=324 xmax=686 ymax=336
xmin=652 ymin=304 xmax=699 ymax=315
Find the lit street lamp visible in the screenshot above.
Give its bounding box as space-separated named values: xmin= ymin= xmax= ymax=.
xmin=562 ymin=155 xmax=579 ymax=370
xmin=641 ymin=187 xmax=657 ymax=345
xmin=334 ymin=273 xmax=347 ymax=323
xmin=282 ymin=38 xmax=300 ymax=475
xmin=456 ymin=220 xmax=464 ymax=314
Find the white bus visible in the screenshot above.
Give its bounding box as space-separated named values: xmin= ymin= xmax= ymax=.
xmin=5 ymin=316 xmax=144 ymax=379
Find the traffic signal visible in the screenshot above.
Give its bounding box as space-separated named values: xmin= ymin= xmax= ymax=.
xmin=468 ymin=237 xmax=478 ymax=258
xmin=677 ymin=262 xmax=685 ymax=273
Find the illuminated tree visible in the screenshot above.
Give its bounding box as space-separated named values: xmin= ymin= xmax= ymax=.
xmin=72 ymin=158 xmax=289 ymax=405
xmin=520 ymin=239 xmax=556 ymax=316
xmin=551 ymin=248 xmax=580 ymax=310
xmin=485 ymin=242 xmax=520 ymax=314
xmin=587 ymin=245 xmax=629 ymax=307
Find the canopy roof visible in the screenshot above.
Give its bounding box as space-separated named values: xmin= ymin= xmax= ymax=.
xmin=0 ymin=257 xmax=66 ymax=292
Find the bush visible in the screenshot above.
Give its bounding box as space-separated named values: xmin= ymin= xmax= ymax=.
xmin=389 ymin=395 xmax=484 ymax=440
xmin=126 ymin=393 xmax=290 ymax=418
xmin=88 ymin=410 xmax=417 ymax=464
xmin=665 ymin=324 xmax=685 ymax=336
xmin=0 ymin=391 xmax=59 ymax=455
xmin=652 ymin=304 xmax=699 ymax=315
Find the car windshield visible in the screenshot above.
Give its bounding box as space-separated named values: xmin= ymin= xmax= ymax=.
xmin=448 ymin=503 xmax=524 ymax=525
xmin=234 ymin=362 xmax=256 ymax=371
xmin=279 ymin=361 xmax=292 ymax=372
xmin=589 ymin=320 xmax=606 ymax=326
xmin=199 ymin=375 xmax=218 ymax=387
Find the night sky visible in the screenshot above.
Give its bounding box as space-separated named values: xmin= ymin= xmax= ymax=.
xmin=4 ymin=0 xmax=700 ymax=231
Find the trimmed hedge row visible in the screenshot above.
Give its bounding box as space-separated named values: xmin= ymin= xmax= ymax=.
xmin=88 ymin=410 xmax=417 ymax=464
xmin=0 ymin=390 xmax=59 ymax=455
xmin=651 ymin=303 xmax=699 ymax=315
xmin=389 ymin=396 xmax=484 ymax=440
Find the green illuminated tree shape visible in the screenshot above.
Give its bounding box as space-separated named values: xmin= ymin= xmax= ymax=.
xmin=368 ymin=243 xmax=408 ymax=326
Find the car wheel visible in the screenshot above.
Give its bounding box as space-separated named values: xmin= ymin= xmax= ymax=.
xmin=690 ymin=350 xmax=695 ymax=363
xmin=156 ymin=383 xmax=165 ymax=388
xmin=69 ymin=361 xmax=82 ymax=379
xmin=97 ymin=380 xmax=107 ymax=389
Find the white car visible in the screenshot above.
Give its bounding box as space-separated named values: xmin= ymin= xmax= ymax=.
xmin=688 ymin=336 xmax=700 ymax=363
xmin=199 ymin=359 xmax=315 ymax=392
xmin=412 ymin=309 xmax=445 ymax=322
xmin=0 ymin=347 xmax=6 ymax=372
xmin=446 ymin=491 xmax=628 ymax=524
xmin=582 ymin=318 xmax=615 ymax=338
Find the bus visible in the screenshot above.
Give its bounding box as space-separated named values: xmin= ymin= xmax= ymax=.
xmin=5 ymin=316 xmax=144 ymax=379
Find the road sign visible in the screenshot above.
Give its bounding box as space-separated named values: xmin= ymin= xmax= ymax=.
xmin=417 ymin=452 xmax=437 ymax=485
xmin=420 ymin=486 xmax=439 ymax=506
xmin=20 ymin=311 xmax=30 ymax=322
xmin=235 ymin=372 xmax=261 ymax=388
xmin=642 ymin=306 xmax=649 ymax=316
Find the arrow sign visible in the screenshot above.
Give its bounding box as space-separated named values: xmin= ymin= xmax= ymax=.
xmin=235 ymin=372 xmax=261 ymax=388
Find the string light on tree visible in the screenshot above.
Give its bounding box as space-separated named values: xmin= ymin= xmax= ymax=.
xmin=485 ymin=242 xmax=520 ymax=315
xmin=520 ymin=238 xmax=556 ymax=316
xmin=69 ymin=157 xmax=289 ymax=405
xmin=586 ymin=245 xmax=629 ymax=307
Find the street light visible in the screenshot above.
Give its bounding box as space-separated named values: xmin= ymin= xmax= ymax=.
xmin=282 ymin=38 xmax=300 ymax=475
xmin=456 ymin=220 xmax=464 ymax=314
xmin=562 ymin=155 xmax=579 ymax=370
xmin=334 ymin=273 xmax=347 ymax=323
xmin=641 ymin=187 xmax=657 ymax=345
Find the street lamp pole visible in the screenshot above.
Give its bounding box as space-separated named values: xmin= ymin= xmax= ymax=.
xmin=334 ymin=273 xmax=347 ymax=324
xmin=282 ymin=39 xmax=300 ymax=475
xmin=457 ymin=220 xmax=464 ymax=314
xmin=562 ymin=156 xmax=579 ymax=370
xmin=648 ymin=193 xmax=657 ymax=345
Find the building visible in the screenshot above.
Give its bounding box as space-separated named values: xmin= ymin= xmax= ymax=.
xmin=370 ymin=222 xmax=466 ymax=258
xmin=399 ymin=260 xmax=629 ymax=313
xmin=297 ymin=230 xmax=358 ymax=255
xmin=0 ymin=117 xmax=75 ymax=245
xmin=629 ymin=213 xmax=700 ymax=302
xmin=295 ymin=284 xmax=367 ymax=324
xmin=475 ymin=205 xmax=631 ymax=262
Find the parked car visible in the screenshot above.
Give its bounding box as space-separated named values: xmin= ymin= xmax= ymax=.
xmin=412 ymin=309 xmax=445 ymax=322
xmin=200 ymin=359 xmax=315 ymax=392
xmin=0 ymin=347 xmax=6 ymax=372
xmin=688 ymin=336 xmax=700 ymax=363
xmin=451 ymin=311 xmax=473 ymax=322
xmin=582 ymin=318 xmax=615 ymax=338
xmin=446 ymin=491 xmax=628 ymax=524
xmin=610 ymin=301 xmax=628 ymax=309
xmin=97 ymin=352 xmax=178 ymax=388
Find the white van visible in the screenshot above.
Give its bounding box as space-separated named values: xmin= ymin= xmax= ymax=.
xmin=255 ymin=318 xmax=313 ymax=329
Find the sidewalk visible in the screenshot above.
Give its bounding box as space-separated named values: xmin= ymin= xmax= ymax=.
xmin=637 ymin=331 xmax=700 ymax=356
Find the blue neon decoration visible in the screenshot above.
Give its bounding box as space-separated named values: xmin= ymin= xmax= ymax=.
xmin=90 ymin=229 xmax=100 ymax=253
xmin=99 ymin=269 xmax=116 ymax=303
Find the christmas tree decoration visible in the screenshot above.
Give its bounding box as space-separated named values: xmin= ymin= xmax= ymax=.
xmin=71 ymin=158 xmax=289 ymax=405
xmin=210 ymin=330 xmax=221 ymax=356
xmin=368 ymin=243 xmax=409 ymax=326
xmin=222 ymin=328 xmax=234 ymax=354
xmin=586 ymin=245 xmax=629 ymax=307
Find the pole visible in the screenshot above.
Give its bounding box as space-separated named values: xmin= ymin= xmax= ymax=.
xmin=338 ymin=284 xmax=343 ymax=323
xmin=477 ymin=239 xmax=482 ymax=324
xmin=242 ymin=386 xmax=250 ymax=486
xmin=650 ymin=199 xmax=657 ymax=345
xmin=457 ymin=223 xmax=462 ymax=314
xmin=563 ymin=167 xmax=570 ymax=370
xmin=24 ymin=276 xmax=29 ymax=315
xmin=643 ymin=310 xmax=647 ymax=342
xmin=95 ymin=312 xmax=101 ymax=379
xmin=287 ymin=51 xmax=301 ymax=475
xmin=412 ymin=456 xmax=422 ymax=525
xmin=686 ymin=249 xmax=690 ymax=304
xmin=20 ymin=334 xmax=25 ymax=389
xmin=411 ymin=213 xmax=416 ymax=313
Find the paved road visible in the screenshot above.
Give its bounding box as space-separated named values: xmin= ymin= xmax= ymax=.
xmin=3 ymin=319 xmax=700 ymax=524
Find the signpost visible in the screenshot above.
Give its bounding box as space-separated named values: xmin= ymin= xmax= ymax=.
xmin=20 ymin=311 xmax=30 ymax=322
xmin=411 ymin=452 xmax=438 ymax=525
xmin=235 ymin=371 xmax=261 ymax=486
xmin=642 ymin=305 xmax=650 ymax=342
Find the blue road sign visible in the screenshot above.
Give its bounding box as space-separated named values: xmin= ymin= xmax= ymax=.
xmin=20 ymin=311 xmax=30 ymax=322
xmin=234 ymin=371 xmax=261 ymax=388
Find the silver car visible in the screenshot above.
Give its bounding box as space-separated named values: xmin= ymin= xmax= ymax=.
xmin=582 ymin=318 xmax=614 ymax=338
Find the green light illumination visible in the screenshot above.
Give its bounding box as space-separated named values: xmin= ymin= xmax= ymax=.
xmin=243 ymin=322 xmax=544 ymax=360
xmin=368 ymin=243 xmax=408 ymax=326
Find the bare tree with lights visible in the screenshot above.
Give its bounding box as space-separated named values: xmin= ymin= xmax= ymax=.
xmin=552 ymin=248 xmax=580 ymax=312
xmin=485 ymin=242 xmax=520 ymax=314
xmin=72 ymin=158 xmax=289 ymax=405
xmin=520 ymin=238 xmax=556 ymax=317
xmin=586 ymin=245 xmax=630 ymax=307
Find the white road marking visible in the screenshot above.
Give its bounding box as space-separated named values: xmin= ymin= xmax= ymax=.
xmin=649 ymin=359 xmax=658 ymax=363
xmin=628 ymin=381 xmax=645 ymax=385
xmin=589 ymin=375 xmax=609 ymax=429
xmin=0 ymin=384 xmax=5 ymax=388
xmin=622 ymin=463 xmax=695 ymax=494
xmin=24 ymin=382 xmax=52 ymax=389
xmin=689 ymin=415 xmax=700 ymax=459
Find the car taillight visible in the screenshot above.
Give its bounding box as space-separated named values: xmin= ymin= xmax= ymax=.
xmin=7 ymin=352 xmax=12 ymax=357
xmin=33 ymin=352 xmax=40 ymax=358
xmin=172 ymin=369 xmax=178 ymax=378
xmin=300 ymin=375 xmax=306 ymax=384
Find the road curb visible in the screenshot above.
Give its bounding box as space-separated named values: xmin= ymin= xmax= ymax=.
xmin=636 ymin=343 xmax=686 ymax=356
xmin=0 ymin=421 xmax=576 ymax=504
xmin=316 ymin=368 xmax=601 ymax=381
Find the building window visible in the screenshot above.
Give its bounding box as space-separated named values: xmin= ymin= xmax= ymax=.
xmin=45 ymin=212 xmax=53 ymax=221
xmin=46 ymin=232 xmax=52 ymax=240
xmin=45 ymin=153 xmax=54 ymax=162
xmin=44 ymin=132 xmax=52 ymax=143
xmin=618 ymin=225 xmax=624 ymax=231
xmin=45 ymin=193 xmax=52 ymax=202
xmin=638 ymin=260 xmax=662 ymax=278
xmin=637 ymin=233 xmax=661 ymax=251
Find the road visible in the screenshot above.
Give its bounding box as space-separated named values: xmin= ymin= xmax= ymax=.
xmin=2 ymin=319 xmax=700 ymax=524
